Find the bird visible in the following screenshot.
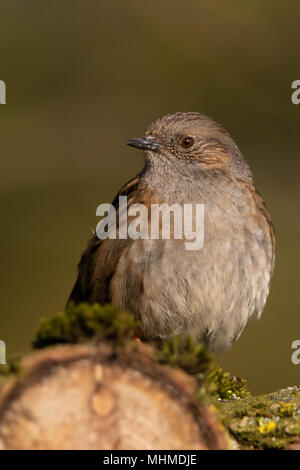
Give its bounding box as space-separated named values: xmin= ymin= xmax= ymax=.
xmin=68 ymin=112 xmax=275 ymax=353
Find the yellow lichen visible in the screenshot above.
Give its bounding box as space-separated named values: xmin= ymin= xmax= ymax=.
xmin=258 ymin=420 xmax=276 ymax=434
xmin=279 ymin=402 xmax=294 ymax=417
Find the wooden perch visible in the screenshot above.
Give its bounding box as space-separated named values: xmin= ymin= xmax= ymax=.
xmin=0 ymin=342 xmax=227 ymax=450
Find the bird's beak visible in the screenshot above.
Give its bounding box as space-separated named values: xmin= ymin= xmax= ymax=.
xmin=126 ymin=135 xmax=163 ymax=152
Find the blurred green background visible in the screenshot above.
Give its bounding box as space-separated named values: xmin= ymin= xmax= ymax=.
xmin=0 ymin=0 xmax=299 ymax=394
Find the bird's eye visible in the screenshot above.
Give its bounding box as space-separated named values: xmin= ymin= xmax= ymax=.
xmin=181 ymin=136 xmax=194 ymax=149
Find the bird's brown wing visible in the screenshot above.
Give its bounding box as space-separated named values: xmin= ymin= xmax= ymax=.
xmin=244 ymin=182 xmax=276 ymax=273
xmin=67 ymin=175 xmax=141 ymax=305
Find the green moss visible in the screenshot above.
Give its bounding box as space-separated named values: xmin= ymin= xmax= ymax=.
xmin=156 ymin=335 xmax=213 ymax=377
xmin=208 ymin=367 xmax=250 ymax=400
xmin=155 ymin=337 xmax=251 ymax=404
xmin=31 ymin=303 xmax=246 ymax=404
xmin=156 ymin=337 xmax=299 ymax=449
xmin=32 ymin=302 xmax=138 ymax=349
xmin=220 ymin=386 xmax=300 ymax=449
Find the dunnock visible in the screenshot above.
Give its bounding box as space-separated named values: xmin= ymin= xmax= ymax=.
xmin=68 ymin=112 xmax=275 ymax=353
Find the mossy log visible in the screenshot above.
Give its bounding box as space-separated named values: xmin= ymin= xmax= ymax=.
xmin=220 ymin=386 xmax=300 ymax=449
xmin=1 ymin=303 xmax=298 ymax=450
xmin=0 ymin=342 xmax=228 ymax=450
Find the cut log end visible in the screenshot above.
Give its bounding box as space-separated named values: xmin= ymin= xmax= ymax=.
xmin=0 ymin=343 xmax=228 ymax=450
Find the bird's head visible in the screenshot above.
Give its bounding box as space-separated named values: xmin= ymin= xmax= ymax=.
xmin=126 ymin=112 xmax=252 ymax=182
